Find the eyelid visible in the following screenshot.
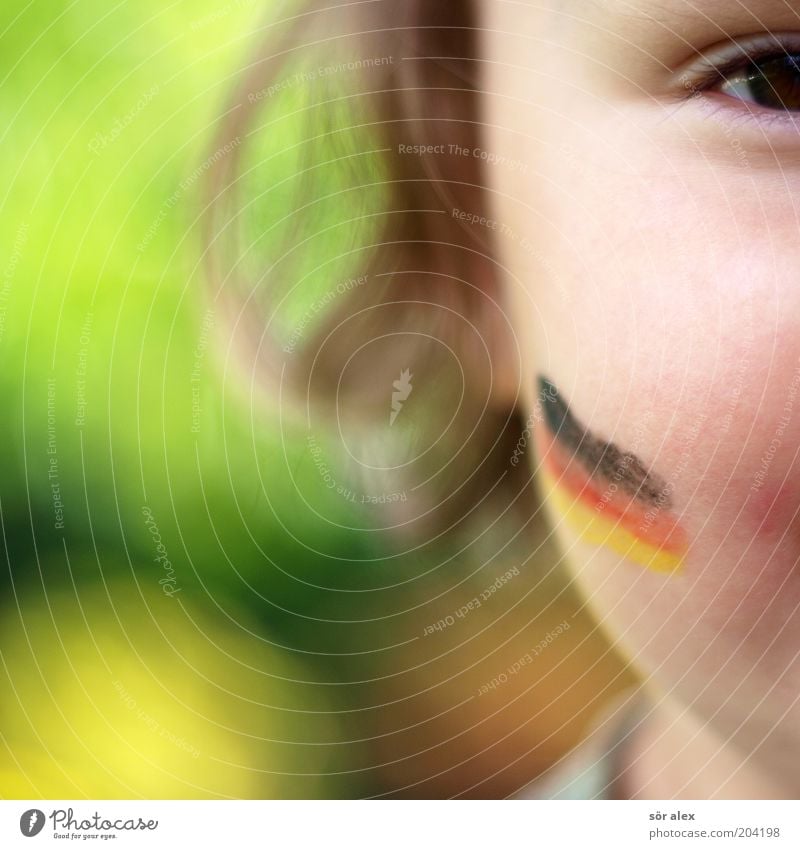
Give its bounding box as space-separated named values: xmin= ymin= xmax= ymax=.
xmin=676 ymin=32 xmax=800 ymax=93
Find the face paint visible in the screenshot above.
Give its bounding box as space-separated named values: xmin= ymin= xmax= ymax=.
xmin=536 ymin=377 xmax=687 ymax=573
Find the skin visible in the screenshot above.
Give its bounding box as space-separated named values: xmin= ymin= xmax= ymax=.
xmin=480 ymin=0 xmax=800 ymax=798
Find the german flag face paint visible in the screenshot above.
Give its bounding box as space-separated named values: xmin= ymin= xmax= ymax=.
xmin=536 ymin=377 xmax=687 ymax=574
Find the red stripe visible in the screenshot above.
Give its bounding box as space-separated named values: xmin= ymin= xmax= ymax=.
xmin=537 ymin=427 xmax=687 ymax=554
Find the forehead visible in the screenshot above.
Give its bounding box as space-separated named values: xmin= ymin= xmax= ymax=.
xmin=539 ymin=0 xmax=800 ymax=59
xmin=566 ymin=0 xmax=800 ymax=24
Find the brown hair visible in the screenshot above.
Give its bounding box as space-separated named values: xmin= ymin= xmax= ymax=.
xmin=204 ymin=0 xmax=539 ymax=543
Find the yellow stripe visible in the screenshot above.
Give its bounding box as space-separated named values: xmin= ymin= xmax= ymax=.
xmin=539 ymin=470 xmax=684 ymax=574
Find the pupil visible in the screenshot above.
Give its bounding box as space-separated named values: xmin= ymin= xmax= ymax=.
xmin=748 ymin=55 xmax=800 ymax=110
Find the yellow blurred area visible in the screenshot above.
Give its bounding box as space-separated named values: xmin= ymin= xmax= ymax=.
xmin=0 ymin=575 xmax=339 ymax=799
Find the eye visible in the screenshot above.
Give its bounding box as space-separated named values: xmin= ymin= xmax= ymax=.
xmin=715 ymin=52 xmax=800 ymax=111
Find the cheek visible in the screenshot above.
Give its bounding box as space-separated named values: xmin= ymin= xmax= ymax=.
xmin=542 ymin=219 xmax=800 ymax=552
xmin=747 ymin=479 xmax=800 ymax=538
xmin=655 ymin=311 xmax=800 ymax=563
xmin=530 ymin=274 xmax=800 ymax=602
xmin=702 ymin=361 xmax=800 ymax=566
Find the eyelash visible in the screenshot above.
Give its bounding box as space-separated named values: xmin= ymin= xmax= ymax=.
xmin=686 ymin=38 xmax=800 ymax=113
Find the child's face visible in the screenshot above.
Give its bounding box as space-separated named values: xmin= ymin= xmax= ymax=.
xmin=482 ymin=0 xmax=800 ymax=784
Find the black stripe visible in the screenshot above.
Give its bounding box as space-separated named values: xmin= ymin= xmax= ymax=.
xmin=538 ymin=376 xmax=671 ymax=508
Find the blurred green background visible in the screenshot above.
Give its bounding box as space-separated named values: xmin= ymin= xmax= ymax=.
xmin=0 ymin=0 xmax=628 ymax=799
xmin=0 ymin=0 xmax=381 ymax=799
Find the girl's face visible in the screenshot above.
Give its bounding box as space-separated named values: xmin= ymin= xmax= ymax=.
xmin=481 ymin=0 xmax=800 ymax=792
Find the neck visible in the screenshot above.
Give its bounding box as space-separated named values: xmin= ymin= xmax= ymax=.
xmin=620 ymin=695 xmax=795 ymax=800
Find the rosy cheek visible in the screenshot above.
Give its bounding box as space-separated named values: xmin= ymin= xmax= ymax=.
xmin=536 ymin=426 xmax=689 ymax=574
xmin=709 ymin=367 xmax=800 ymax=551
xmin=745 ymin=479 xmax=800 ymax=540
